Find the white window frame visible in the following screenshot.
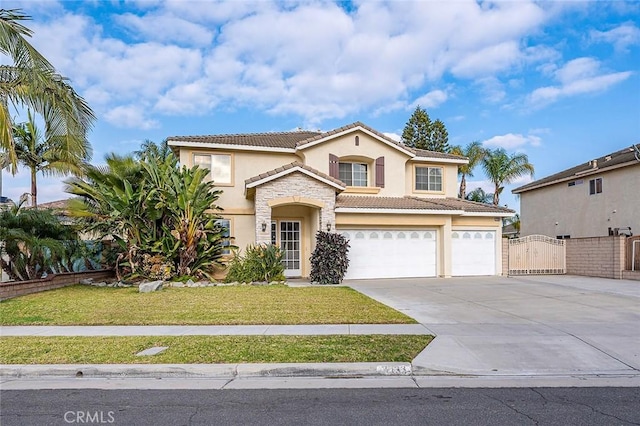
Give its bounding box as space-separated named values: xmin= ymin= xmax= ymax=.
xmin=415 ymin=166 xmax=443 ymax=192
xmin=193 ymin=153 xmax=233 ymax=185
xmin=589 ymin=177 xmax=602 ymax=195
xmin=339 ymin=162 xmax=368 ymax=187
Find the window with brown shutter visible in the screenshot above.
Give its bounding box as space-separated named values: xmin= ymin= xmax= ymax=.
xmin=329 ymin=154 xmax=339 ymax=179
xmin=375 ymin=157 xmax=385 ymax=187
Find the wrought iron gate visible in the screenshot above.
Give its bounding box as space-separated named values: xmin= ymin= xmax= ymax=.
xmin=508 ymin=235 xmax=566 ymax=275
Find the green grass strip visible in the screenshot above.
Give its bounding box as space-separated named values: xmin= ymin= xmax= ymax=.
xmin=0 ymin=285 xmax=415 ymax=325
xmin=0 ymin=335 xmax=432 ymax=364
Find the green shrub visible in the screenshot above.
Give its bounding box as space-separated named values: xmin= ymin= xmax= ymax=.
xmin=225 ymin=244 xmax=285 ymax=283
xmin=310 ymin=231 xmax=350 ymax=285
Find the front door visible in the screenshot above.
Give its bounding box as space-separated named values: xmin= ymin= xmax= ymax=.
xmin=279 ymin=221 xmax=301 ymax=277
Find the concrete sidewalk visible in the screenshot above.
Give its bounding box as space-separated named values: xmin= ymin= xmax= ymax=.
xmin=0 ymin=324 xmax=432 ymax=336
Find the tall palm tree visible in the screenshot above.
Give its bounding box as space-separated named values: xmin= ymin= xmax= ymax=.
xmin=450 ymin=141 xmax=486 ymax=199
xmin=482 ymin=148 xmax=535 ymax=205
xmin=0 ymin=151 xmax=9 ymax=198
xmin=1 ymin=9 xmax=95 ymax=172
xmin=12 ymin=109 xmax=91 ymax=207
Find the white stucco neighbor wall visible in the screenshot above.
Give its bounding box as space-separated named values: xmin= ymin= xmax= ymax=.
xmin=520 ymin=165 xmax=640 ymax=238
xmin=253 ymin=172 xmax=337 ymax=243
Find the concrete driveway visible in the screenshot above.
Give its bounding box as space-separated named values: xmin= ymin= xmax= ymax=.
xmin=348 ymin=275 xmax=640 ymax=377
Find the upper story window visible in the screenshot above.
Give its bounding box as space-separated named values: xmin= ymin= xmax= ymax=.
xmin=193 ymin=153 xmax=232 ymax=185
xmin=339 ymin=162 xmax=368 ymax=187
xmin=589 ymin=177 xmax=602 ymax=195
xmin=415 ymin=166 xmax=442 ymax=192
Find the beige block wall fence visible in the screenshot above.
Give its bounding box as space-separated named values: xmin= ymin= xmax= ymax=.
xmin=503 ymin=235 xmax=633 ymax=280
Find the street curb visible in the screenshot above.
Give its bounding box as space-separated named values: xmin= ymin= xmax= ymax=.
xmin=0 ymin=362 xmax=413 ymax=379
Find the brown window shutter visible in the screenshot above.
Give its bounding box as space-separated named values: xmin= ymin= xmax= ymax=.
xmin=375 ymin=156 xmax=385 ymax=187
xmin=329 ymin=154 xmax=339 ymax=179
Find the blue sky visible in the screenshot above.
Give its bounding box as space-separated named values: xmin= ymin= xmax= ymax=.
xmin=2 ymin=0 xmax=639 ymax=211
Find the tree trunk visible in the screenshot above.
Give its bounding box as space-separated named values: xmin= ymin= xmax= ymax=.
xmin=30 ymin=167 xmax=37 ymax=208
xmin=459 ymin=174 xmax=466 ymax=199
xmin=493 ymin=185 xmax=500 ymax=205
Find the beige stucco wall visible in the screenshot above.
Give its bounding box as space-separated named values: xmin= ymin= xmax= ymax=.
xmin=300 ymin=130 xmax=411 ymax=197
xmin=179 ymin=148 xmax=301 ymax=210
xmin=520 ymin=165 xmax=640 ymax=238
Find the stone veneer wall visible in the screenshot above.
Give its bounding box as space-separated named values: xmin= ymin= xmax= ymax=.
xmin=254 ymin=172 xmax=337 ymax=243
xmin=0 ymin=269 xmax=115 ymax=301
xmin=565 ymin=236 xmax=626 ymax=279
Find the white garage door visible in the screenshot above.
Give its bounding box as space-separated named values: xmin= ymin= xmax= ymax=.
xmin=340 ymin=229 xmax=437 ymax=279
xmin=452 ymin=230 xmax=496 ymax=276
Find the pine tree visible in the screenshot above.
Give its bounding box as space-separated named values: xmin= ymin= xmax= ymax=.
xmin=401 ymin=106 xmax=449 ymax=152
xmin=401 ymin=106 xmax=432 ymax=149
xmin=429 ymin=119 xmax=449 ymax=152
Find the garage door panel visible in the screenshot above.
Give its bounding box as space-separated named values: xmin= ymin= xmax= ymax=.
xmin=340 ymin=229 xmax=437 ymax=280
xmin=452 ymin=230 xmax=496 ymax=276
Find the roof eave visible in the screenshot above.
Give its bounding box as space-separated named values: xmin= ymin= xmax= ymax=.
xmin=513 ymin=160 xmax=639 ymax=194
xmin=335 ymin=207 xmax=463 ymax=215
xmin=167 ymin=140 xmax=296 ymax=154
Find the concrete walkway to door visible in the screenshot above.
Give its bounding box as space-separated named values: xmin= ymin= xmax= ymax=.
xmin=347 ymin=275 xmax=640 ymax=377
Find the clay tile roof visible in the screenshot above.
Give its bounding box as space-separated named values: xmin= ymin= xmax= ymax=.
xmin=412 ymin=148 xmax=467 ymax=161
xmin=513 ymin=145 xmax=640 ymax=193
xmin=335 ymin=195 xmax=448 ymax=210
xmin=245 ymin=161 xmax=346 ymax=188
xmin=167 ymin=130 xmax=321 ymax=149
xmin=336 ymin=195 xmax=514 ymax=214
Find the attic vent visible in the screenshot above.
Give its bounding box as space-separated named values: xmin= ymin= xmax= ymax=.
xmin=605 ymin=155 xmax=611 ymax=162
xmin=590 ymin=159 xmax=598 ymax=168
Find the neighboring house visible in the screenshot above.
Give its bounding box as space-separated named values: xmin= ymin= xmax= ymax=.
xmin=168 ymin=122 xmax=513 ymax=279
xmin=513 ymin=145 xmax=640 ymax=239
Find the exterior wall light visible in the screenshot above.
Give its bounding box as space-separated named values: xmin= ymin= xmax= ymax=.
xmin=261 ymin=222 xmax=267 ymax=232
xmin=326 ymin=222 xmax=332 ymax=232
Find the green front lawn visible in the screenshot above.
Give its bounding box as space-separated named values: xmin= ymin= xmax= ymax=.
xmin=0 ymin=335 xmax=432 ymax=364
xmin=0 ymin=285 xmax=416 ymax=325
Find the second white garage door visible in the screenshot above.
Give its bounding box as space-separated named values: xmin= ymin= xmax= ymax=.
xmin=340 ymin=229 xmax=437 ymax=280
xmin=452 ymin=230 xmax=496 ymax=276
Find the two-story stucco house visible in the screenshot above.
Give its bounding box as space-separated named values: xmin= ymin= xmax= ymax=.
xmin=513 ymin=145 xmax=640 ymax=239
xmin=168 ymin=122 xmax=513 ymax=279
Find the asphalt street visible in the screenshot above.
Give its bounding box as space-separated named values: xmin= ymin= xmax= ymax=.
xmin=2 ymin=387 xmax=639 ymax=426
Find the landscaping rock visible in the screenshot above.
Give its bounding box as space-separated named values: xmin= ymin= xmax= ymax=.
xmin=171 ymin=282 xmax=184 ymax=288
xmin=96 ymin=282 xmax=107 ymax=287
xmin=138 ymin=280 xmax=164 ymax=293
xmin=79 ymin=278 xmax=94 ymax=285
xmin=185 ymin=279 xmax=196 ymax=287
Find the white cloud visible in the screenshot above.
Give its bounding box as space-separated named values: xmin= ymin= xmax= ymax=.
xmin=383 ymin=132 xmax=401 ymax=142
xmin=482 ymin=133 xmax=542 ymax=150
xmin=115 ymin=12 xmax=215 ymax=46
xmin=104 ymin=105 xmax=159 ymax=129
xmin=590 ymin=23 xmax=640 ymax=52
xmin=529 ymin=57 xmax=632 ymax=107
xmin=409 ymin=90 xmax=448 ymax=110
xmin=475 ymin=77 xmax=506 ymax=103
xmin=18 ymin=1 xmax=568 ymax=124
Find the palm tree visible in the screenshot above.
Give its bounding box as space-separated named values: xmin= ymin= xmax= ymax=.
xmin=482 ymin=148 xmax=535 ymax=205
xmin=1 ymin=9 xmax=95 ymax=172
xmin=12 ymin=110 xmax=91 ymax=208
xmin=134 ymin=139 xmax=172 ymax=161
xmin=450 ymin=141 xmax=486 ymax=199
xmin=0 ymin=151 xmax=9 ymax=198
xmin=465 ymin=187 xmax=493 ymax=204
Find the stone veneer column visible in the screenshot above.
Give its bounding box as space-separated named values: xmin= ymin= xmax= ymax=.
xmin=254 ymin=189 xmax=272 ymax=244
